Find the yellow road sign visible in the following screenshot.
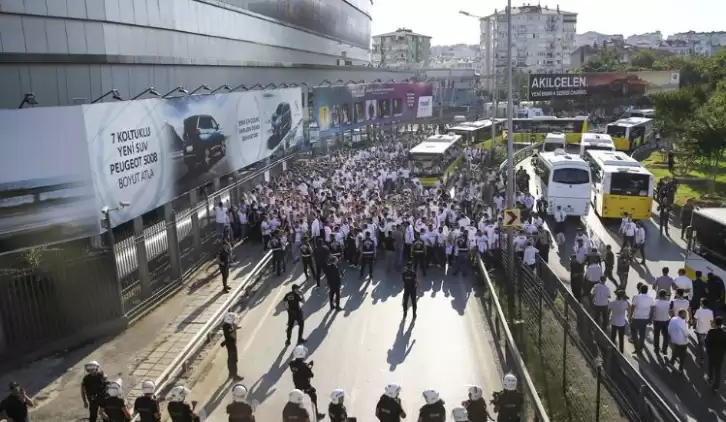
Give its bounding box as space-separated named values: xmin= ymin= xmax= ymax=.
xmin=503 ymin=208 xmax=521 ymax=227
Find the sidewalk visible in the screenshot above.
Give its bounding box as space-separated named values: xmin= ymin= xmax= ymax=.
xmin=0 ymin=240 xmax=271 ymax=422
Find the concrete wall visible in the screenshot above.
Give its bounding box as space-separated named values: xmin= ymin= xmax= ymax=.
xmin=0 ymin=62 xmax=417 ymax=109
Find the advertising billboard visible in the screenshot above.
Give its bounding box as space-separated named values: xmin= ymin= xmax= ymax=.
xmin=312 ymin=83 xmax=434 ymax=137
xmin=84 ymin=88 xmax=304 ymax=227
xmin=0 ymin=107 xmax=99 ymax=252
xmin=527 ymin=71 xmax=681 ymax=100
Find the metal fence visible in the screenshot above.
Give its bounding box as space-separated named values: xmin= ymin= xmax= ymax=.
xmin=0 ymin=149 xmax=301 ymax=364
xmin=496 ymin=252 xmax=681 ymax=422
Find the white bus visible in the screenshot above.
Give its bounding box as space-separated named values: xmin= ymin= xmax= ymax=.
xmin=541 ymin=132 xmax=567 ymax=152
xmin=586 ymin=150 xmax=654 ymax=220
xmin=685 ymin=208 xmax=726 ymax=293
xmin=534 ymin=149 xmax=592 ymax=217
xmin=580 ymin=133 xmax=616 ymax=156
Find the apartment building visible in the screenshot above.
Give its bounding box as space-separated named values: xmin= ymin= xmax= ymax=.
xmin=479 ymin=4 xmax=577 ymax=93
xmin=576 ymin=31 xmax=624 ymax=47
xmin=371 ymin=28 xmax=432 ymax=68
xmin=625 ymin=31 xmax=664 ymax=48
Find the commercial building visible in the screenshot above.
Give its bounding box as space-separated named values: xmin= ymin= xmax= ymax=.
xmin=479 ymin=4 xmax=577 ymax=93
xmin=371 ymin=28 xmax=432 ymax=68
xmin=0 ymin=0 xmax=421 ymax=110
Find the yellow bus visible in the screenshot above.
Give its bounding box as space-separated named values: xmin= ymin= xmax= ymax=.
xmin=448 ymin=119 xmax=504 ymax=145
xmin=605 ymin=117 xmax=653 ymax=152
xmin=509 ymin=116 xmax=589 ymax=144
xmin=685 ymin=208 xmax=726 ymax=289
xmin=586 ymin=150 xmax=654 ymax=220
xmin=409 ymin=134 xmax=464 ymax=187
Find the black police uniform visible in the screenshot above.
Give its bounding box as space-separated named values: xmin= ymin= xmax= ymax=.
xmin=283 ymin=289 xmax=305 ymax=345
xmin=329 ymin=401 xmax=348 ymax=422
xmin=375 ymin=395 xmax=406 ymax=422
xmin=133 ymin=395 xmax=161 ymax=422
xmin=418 ymin=401 xmax=446 ymax=422
xmin=0 ymin=391 xmax=30 ymax=422
xmin=493 ymin=391 xmax=523 ymax=422
xmin=463 ymin=398 xmax=490 ymax=422
xmin=300 ymin=242 xmax=317 ymax=280
xmin=219 ymin=245 xmax=232 ymax=291
xmin=454 ymin=237 xmax=469 ymax=275
xmin=325 ymin=260 xmax=342 ymax=310
xmin=167 ymin=401 xmax=199 ymax=422
xmin=411 ymin=239 xmax=426 ymax=275
xmin=289 ymin=359 xmax=320 ymax=411
xmin=314 ymin=242 xmax=330 ymax=287
xmin=402 ymin=267 xmax=418 ymax=318
xmin=330 ymin=240 xmax=343 ymax=261
xmin=222 ymin=322 xmax=239 ymax=377
xmin=345 ymin=232 xmax=358 ymax=265
xmin=283 ymin=402 xmax=310 ymax=422
xmin=226 ymin=401 xmax=255 ymax=422
xmin=82 ymin=372 xmax=108 ymax=422
xmin=359 ymin=237 xmax=375 ymax=278
xmin=270 ymin=236 xmax=285 ymax=276
xmin=102 ymin=396 xmax=130 ymax=422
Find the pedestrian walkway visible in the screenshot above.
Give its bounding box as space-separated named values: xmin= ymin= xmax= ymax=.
xmin=0 ymin=241 xmax=271 ymax=422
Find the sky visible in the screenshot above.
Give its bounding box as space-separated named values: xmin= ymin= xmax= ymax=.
xmin=370 ymin=0 xmax=725 ymax=46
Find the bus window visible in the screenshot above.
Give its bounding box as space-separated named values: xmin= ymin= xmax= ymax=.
xmin=607 ymin=125 xmax=627 ymax=138
xmin=552 ymin=168 xmax=590 ymax=184
xmin=610 ymin=173 xmax=650 ymax=196
xmin=572 ymin=120 xmax=584 ymax=133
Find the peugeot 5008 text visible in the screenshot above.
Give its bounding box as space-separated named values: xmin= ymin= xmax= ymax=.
xmin=268 ymin=102 xmax=292 ymax=150
xmin=182 ymin=114 xmax=226 ymax=171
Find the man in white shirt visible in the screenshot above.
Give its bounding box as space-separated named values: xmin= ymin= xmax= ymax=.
xmin=634 ymin=223 xmax=647 ymax=265
xmin=590 ymin=278 xmax=611 ymax=329
xmin=215 ymin=201 xmax=229 ymax=238
xmin=523 ymin=242 xmax=537 ymax=271
xmin=621 ymin=216 xmax=637 ymax=248
xmin=673 ymin=269 xmax=693 ymax=301
xmin=694 ymin=298 xmax=715 ymax=363
xmin=652 ymin=289 xmax=672 ymax=355
xmin=629 ymin=284 xmax=654 ymax=354
xmin=668 ymin=309 xmax=690 ymax=371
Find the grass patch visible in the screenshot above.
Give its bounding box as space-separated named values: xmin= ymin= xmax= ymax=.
xmin=641 ymin=150 xmax=726 ymax=206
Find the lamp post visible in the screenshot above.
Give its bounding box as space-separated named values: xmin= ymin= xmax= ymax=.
xmin=18 ymin=93 xmax=38 ymax=109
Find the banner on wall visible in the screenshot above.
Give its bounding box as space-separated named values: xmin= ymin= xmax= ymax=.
xmin=0 ymin=107 xmax=99 ymax=252
xmin=527 ymin=71 xmax=681 ymax=100
xmin=84 ymin=88 xmax=304 ymax=227
xmin=312 ymin=83 xmax=434 ymax=137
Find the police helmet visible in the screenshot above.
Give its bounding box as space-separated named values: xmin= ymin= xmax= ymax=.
xmin=107 ymin=379 xmax=123 ymax=398
xmin=422 ymin=389 xmax=440 ymax=405
xmin=384 ymin=384 xmax=401 ymax=399
xmin=169 ymin=385 xmax=190 ymax=402
xmin=232 ymin=383 xmax=248 ymax=403
xmin=292 ymin=344 xmax=308 ymax=360
xmin=292 ymin=284 xmax=301 ymax=291
xmin=467 ymin=385 xmax=483 ymax=400
xmin=84 ymin=361 xmax=101 ymax=373
xmin=289 ymin=389 xmax=305 ymax=406
xmin=330 ymin=389 xmax=345 ymax=405
xmin=452 ymin=407 xmax=469 ymax=422
xmin=141 ymin=380 xmax=156 ymax=395
xmin=223 ymin=311 xmax=237 ymax=325
xmin=503 ymin=373 xmax=518 ymax=391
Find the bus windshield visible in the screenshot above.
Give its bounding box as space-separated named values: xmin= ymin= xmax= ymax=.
xmin=552 ymin=168 xmax=590 ymax=185
xmin=610 ymin=173 xmax=650 ymax=196
xmin=606 ymin=125 xmax=627 ymax=138
xmin=543 ymin=142 xmax=565 ymax=152
xmin=583 ymin=145 xmax=615 ymax=154
xmin=410 ymin=154 xmax=444 ymax=176
xmin=690 ymin=213 xmax=726 ymax=270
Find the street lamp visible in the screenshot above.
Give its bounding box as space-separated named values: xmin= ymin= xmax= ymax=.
xmin=18 ymin=93 xmax=38 ymax=109
xmin=91 ymin=89 xmax=124 ymax=103
xmin=211 ymin=84 xmax=231 ymax=94
xmin=189 ymin=84 xmax=211 ymax=95
xmin=162 ymin=87 xmax=189 ymax=98
xmin=131 ymin=87 xmax=161 ymax=100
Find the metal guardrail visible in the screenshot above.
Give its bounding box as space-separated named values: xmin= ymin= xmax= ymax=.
xmin=476 ymin=257 xmax=550 ymax=422
xmin=498 ymin=142 xmax=542 ymax=174
xmin=130 ymin=251 xmax=273 ymax=421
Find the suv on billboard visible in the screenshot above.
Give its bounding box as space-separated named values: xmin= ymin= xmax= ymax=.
xmin=269 ymin=102 xmax=292 ymax=150
xmin=182 ymin=114 xmax=226 ymax=170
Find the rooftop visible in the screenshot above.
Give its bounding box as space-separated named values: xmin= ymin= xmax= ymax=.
xmin=373 ymin=28 xmax=432 ymax=39
xmin=483 ymin=4 xmax=576 ymax=18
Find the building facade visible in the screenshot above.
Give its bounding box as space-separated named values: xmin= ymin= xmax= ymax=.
xmin=371 ymin=28 xmax=432 ymax=68
xmin=576 ymin=31 xmax=624 ymax=47
xmin=479 ymin=4 xmax=577 ymax=93
xmin=0 ymin=0 xmax=399 ymax=109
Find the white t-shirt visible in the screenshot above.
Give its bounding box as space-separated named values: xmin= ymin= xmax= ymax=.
xmin=673 ymin=275 xmax=693 ymax=298
xmin=694 ymin=308 xmax=714 ymax=334
xmin=631 ymin=294 xmax=654 ymax=319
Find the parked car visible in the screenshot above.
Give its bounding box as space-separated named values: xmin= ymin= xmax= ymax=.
xmin=269 ymin=102 xmax=292 ymax=150
xmin=182 ymin=114 xmax=226 ymax=170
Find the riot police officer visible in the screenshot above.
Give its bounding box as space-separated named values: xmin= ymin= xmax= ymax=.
xmin=270 ymin=231 xmax=286 ymax=276
xmin=81 ymin=360 xmax=108 ymax=422
xmin=453 ymin=232 xmax=470 ymax=276
xmin=314 ymin=238 xmax=330 ymax=288
xmin=452 ymin=407 xmax=470 ymax=422
xmin=289 ymin=345 xmax=325 ymax=420
xmin=226 ymin=383 xmax=256 ymax=422
xmin=300 ymin=237 xmax=317 ymax=280
xmin=222 ymin=311 xmax=242 ymax=379
xmin=101 ymin=379 xmax=131 ymax=422
xmin=329 ymin=234 xmax=343 ymax=262
xmin=133 ymin=380 xmax=161 ymax=422
xmin=410 ymin=234 xmax=427 ymax=276
xmin=283 ymin=389 xmax=311 ymax=422
xmin=325 ymin=256 xmax=343 ymax=311
xmin=167 ymin=385 xmax=200 ymax=422
xmin=402 ymin=262 xmax=418 ymax=320
xmin=375 ymin=384 xmax=406 ymax=422
xmin=419 ymin=390 xmax=445 ymax=422
xmin=359 ymin=232 xmax=376 ymax=279
xmin=462 ymin=386 xmax=491 ymax=422
xmin=328 ymin=389 xmax=349 ymax=422
xmin=283 ymin=284 xmax=306 ymax=346
xmin=492 ymin=374 xmax=523 ymax=422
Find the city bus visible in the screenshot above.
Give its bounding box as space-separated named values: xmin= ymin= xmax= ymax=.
xmin=409 ymin=134 xmax=465 ymax=187
xmin=605 ymin=117 xmax=654 ymax=152
xmin=510 ymin=116 xmax=589 ymax=144
xmin=534 ymin=149 xmax=592 ymax=217
xmin=586 ymin=150 xmax=654 ymax=220
xmin=685 ymin=208 xmax=726 ymax=288
xmin=449 ymin=119 xmax=504 ymax=145
xmin=579 ymin=133 xmax=616 ymax=156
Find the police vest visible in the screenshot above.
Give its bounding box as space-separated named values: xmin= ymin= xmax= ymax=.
xmin=300 ymin=244 xmax=312 ymax=257
xmin=330 ymin=242 xmax=341 ymax=254
xmin=413 ymin=241 xmax=425 ymax=254
xmin=457 ymin=239 xmax=468 ymax=251
xmin=362 ymin=241 xmax=374 ymax=254
xmin=271 ymin=239 xmax=281 ymax=250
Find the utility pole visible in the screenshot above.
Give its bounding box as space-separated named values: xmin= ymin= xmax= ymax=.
xmin=504 ymin=0 xmax=516 ymax=315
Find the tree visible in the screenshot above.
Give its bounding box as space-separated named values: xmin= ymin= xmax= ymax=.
xmin=686 ymin=86 xmax=726 ymax=193
xmin=580 ymin=49 xmax=626 ymax=73
xmin=630 ymin=50 xmax=658 ymax=70
xmin=650 ymin=87 xmax=704 ymax=140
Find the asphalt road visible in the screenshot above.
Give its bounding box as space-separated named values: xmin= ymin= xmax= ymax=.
xmin=182 ymin=264 xmax=504 ymax=422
